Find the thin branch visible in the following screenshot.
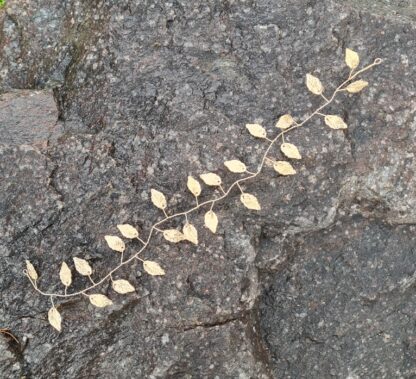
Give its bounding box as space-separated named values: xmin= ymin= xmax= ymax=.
xmin=137 ymin=237 xmax=146 ymax=245
xmin=321 ymin=93 xmax=330 ymax=102
xmin=0 ymin=329 xmax=20 ymax=345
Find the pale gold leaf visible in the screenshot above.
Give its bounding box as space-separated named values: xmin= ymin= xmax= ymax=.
xmin=112 ymin=279 xmax=135 ymax=294
xmin=246 ymin=123 xmax=267 ymax=139
xmin=240 ymin=193 xmax=261 ymax=210
xmin=204 ymin=210 xmax=218 ymax=233
xmin=275 ymin=114 xmax=294 ymax=130
xmin=183 ymin=223 xmax=198 ymax=245
xmin=73 ymin=257 xmax=92 ymax=276
xmin=187 ymin=176 xmax=201 ymax=197
xmin=48 ymin=307 xmax=62 ymax=332
xmin=25 ymin=260 xmax=38 ymax=281
xmin=224 ymin=160 xmax=247 ymax=173
xmin=163 ymin=229 xmax=185 ymax=243
xmin=59 ymin=262 xmax=72 ymax=287
xmin=143 ymin=260 xmax=165 ymax=276
xmin=89 ymin=294 xmax=113 ymax=308
xmin=324 ymin=115 xmax=348 ymax=130
xmin=200 ymin=173 xmax=222 ymax=186
xmin=345 ymin=80 xmax=368 ymax=93
xmin=345 ymin=48 xmax=359 ymax=70
xmin=104 ymin=235 xmax=125 ymax=253
xmin=117 ymin=224 xmax=139 ymax=239
xmin=306 ymin=73 xmax=324 ymax=95
xmin=151 ymin=189 xmax=167 ymax=210
xmin=281 ymin=143 xmax=302 ymax=160
xmin=273 ymin=161 xmax=297 ymax=176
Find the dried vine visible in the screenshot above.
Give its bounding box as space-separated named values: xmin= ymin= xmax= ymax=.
xmin=25 ymin=49 xmax=382 ymax=331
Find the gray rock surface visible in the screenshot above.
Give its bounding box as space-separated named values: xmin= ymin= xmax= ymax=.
xmin=0 ymin=0 xmax=415 ymax=378
xmin=0 ymin=90 xmax=61 ymax=145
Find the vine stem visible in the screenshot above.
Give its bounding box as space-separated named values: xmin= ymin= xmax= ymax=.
xmin=0 ymin=329 xmax=20 ymax=345
xmin=25 ymin=58 xmax=382 ymax=299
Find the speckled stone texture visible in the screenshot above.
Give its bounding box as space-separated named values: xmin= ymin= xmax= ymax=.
xmin=0 ymin=0 xmax=415 ymax=378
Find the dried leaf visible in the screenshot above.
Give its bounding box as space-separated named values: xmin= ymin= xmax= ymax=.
xmin=143 ymin=261 xmax=165 ymax=276
xmin=183 ymin=223 xmax=198 ymax=245
xmin=275 ymin=114 xmax=294 ymax=130
xmin=204 ymin=210 xmax=218 ymax=233
xmin=187 ymin=176 xmax=201 ymax=197
xmin=246 ymin=123 xmax=267 ymax=139
xmin=89 ymin=294 xmax=113 ymax=308
xmin=25 ymin=260 xmax=38 ymax=281
xmin=73 ymin=257 xmax=92 ymax=276
xmin=240 ymin=193 xmax=261 ymax=210
xmin=163 ymin=229 xmax=185 ymax=243
xmin=117 ymin=224 xmax=139 ymax=239
xmin=281 ymin=143 xmax=302 ymax=160
xmin=200 ymin=173 xmax=222 ymax=186
xmin=59 ymin=262 xmax=72 ymax=287
xmin=273 ymin=161 xmax=296 ymax=176
xmin=324 ymin=115 xmax=347 ymax=130
xmin=224 ymin=160 xmax=247 ymax=173
xmin=151 ymin=189 xmax=167 ymax=210
xmin=112 ymin=279 xmax=135 ymax=294
xmin=345 ymin=80 xmax=368 ymax=93
xmin=306 ymin=74 xmax=324 ymax=95
xmin=104 ymin=235 xmax=125 ymax=253
xmin=345 ymin=48 xmax=359 ymax=70
xmin=48 ymin=307 xmax=62 ymax=332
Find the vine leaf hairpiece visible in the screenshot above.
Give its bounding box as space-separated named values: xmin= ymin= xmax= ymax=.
xmin=23 ymin=49 xmax=382 ymax=331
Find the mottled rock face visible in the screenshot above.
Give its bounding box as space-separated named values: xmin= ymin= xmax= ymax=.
xmin=259 ymin=219 xmax=416 ymax=378
xmin=0 ymin=90 xmax=60 ymax=145
xmin=0 ymin=0 xmax=415 ymax=378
